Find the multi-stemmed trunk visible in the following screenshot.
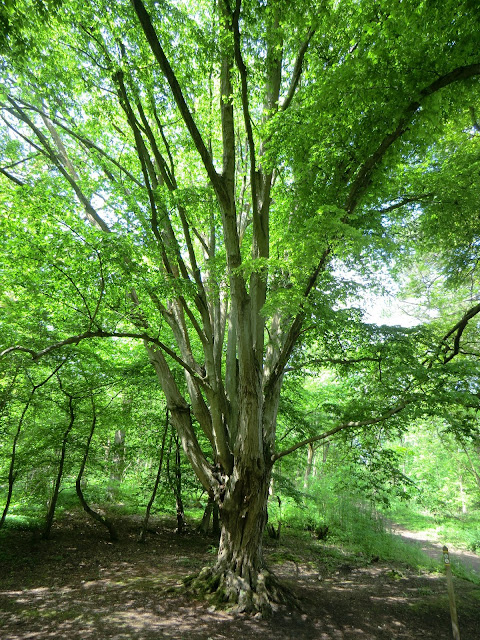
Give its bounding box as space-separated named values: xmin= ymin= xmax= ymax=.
xmin=187 ymin=453 xmax=290 ymax=614
xmin=212 ymin=460 xmax=272 ymax=609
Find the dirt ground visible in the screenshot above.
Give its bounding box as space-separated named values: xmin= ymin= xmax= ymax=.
xmin=0 ymin=514 xmax=479 ymax=640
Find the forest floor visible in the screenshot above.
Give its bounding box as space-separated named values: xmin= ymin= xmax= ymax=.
xmin=0 ymin=513 xmax=479 ymax=640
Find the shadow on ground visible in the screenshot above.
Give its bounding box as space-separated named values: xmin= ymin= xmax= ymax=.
xmin=1 ymin=515 xmax=479 ymax=639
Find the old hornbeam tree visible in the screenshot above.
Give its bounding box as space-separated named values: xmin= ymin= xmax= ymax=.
xmin=1 ymin=0 xmax=480 ymax=611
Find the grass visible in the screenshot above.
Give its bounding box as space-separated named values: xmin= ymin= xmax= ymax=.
xmin=331 ymin=516 xmax=439 ymax=573
xmin=273 ymin=502 xmax=437 ymax=574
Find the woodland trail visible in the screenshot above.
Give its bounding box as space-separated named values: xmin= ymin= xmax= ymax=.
xmin=388 ymin=521 xmax=480 ymax=576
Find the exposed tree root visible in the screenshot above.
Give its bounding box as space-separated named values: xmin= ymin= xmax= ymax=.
xmin=183 ymin=564 xmax=301 ymax=617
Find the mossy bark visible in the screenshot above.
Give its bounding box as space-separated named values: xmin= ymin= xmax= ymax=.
xmin=187 ymin=462 xmax=293 ymax=614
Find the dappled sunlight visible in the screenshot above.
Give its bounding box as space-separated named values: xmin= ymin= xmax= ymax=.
xmin=1 ymin=517 xmax=479 ymax=639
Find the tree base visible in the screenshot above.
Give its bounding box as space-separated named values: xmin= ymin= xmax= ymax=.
xmin=184 ymin=564 xmax=300 ymax=616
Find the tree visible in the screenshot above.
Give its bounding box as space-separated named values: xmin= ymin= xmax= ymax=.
xmin=1 ymin=0 xmax=480 ymax=612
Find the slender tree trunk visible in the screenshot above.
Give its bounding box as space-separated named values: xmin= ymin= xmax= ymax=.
xmin=173 ymin=433 xmax=186 ymax=534
xmin=139 ymin=408 xmax=169 ymax=542
xmin=0 ymin=362 xmax=65 ymax=530
xmin=108 ymin=428 xmax=126 ymax=500
xmin=463 ymin=444 xmax=480 ymax=492
xmin=459 ymin=476 xmax=467 ymax=514
xmin=76 ymin=407 xmax=118 ymax=542
xmin=0 ymin=397 xmax=31 ymax=529
xmin=303 ymin=443 xmax=315 ymax=489
xmin=42 ymin=394 xmax=75 ymax=539
xmin=0 ymin=366 xmax=19 ymax=419
xmin=199 ymin=496 xmax=220 ymax=537
xmin=166 ymin=429 xmax=186 ymax=533
xmin=199 ymin=496 xmax=214 ymax=536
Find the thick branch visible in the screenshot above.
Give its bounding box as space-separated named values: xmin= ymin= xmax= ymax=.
xmin=377 ymin=193 xmax=434 ymax=213
xmin=285 ymin=355 xmax=382 ymax=372
xmin=281 ymin=27 xmax=316 ymax=111
xmin=146 ymin=345 xmax=217 ymax=492
xmin=3 ymin=97 xmax=141 ymax=186
xmin=130 ymin=0 xmax=225 ymax=199
xmin=230 ymin=0 xmax=258 ymax=223
xmin=5 ymin=99 xmax=110 ymax=232
xmin=439 ymin=302 xmax=480 ymax=364
xmin=264 ymin=247 xmax=331 ymax=394
xmin=345 ymin=63 xmax=480 ymax=213
xmin=0 ymin=166 xmax=25 ymax=186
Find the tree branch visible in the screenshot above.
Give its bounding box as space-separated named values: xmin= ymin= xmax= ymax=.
xmin=281 ymin=27 xmax=316 ymax=111
xmin=0 ymin=166 xmax=25 ymax=186
xmin=230 ymin=0 xmax=258 ymax=223
xmin=376 ymin=193 xmax=434 ymax=213
xmin=285 ymin=355 xmax=382 ymax=372
xmin=271 ymin=401 xmax=408 ymax=463
xmin=1 ymin=331 xmax=208 ymax=388
xmin=439 ymin=302 xmax=480 ymax=364
xmin=345 ymin=63 xmax=480 ymax=214
xmin=129 ymin=0 xmax=225 ymax=200
xmin=3 ymin=96 xmax=142 ymax=186
xmin=4 ymin=98 xmax=110 ymax=232
xmin=264 ymin=247 xmax=331 ymax=395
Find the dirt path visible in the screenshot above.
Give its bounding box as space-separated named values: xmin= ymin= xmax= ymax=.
xmin=388 ymin=522 xmax=480 ymax=577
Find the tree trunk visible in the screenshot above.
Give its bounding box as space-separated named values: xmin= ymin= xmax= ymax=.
xmin=108 ymin=428 xmax=126 ymax=501
xmin=217 ymin=462 xmax=269 ymax=577
xmin=303 ymin=443 xmax=315 ymax=489
xmin=42 ymin=394 xmax=75 ymax=540
xmin=459 ymin=476 xmax=467 ymax=514
xmin=139 ymin=409 xmax=169 ymax=542
xmin=76 ymin=408 xmax=118 ymax=542
xmin=187 ymin=458 xmax=291 ymax=614
xmin=0 ymin=398 xmax=30 ymax=529
xmin=199 ymin=496 xmax=214 ymax=536
xmin=173 ymin=434 xmax=186 ymax=534
xmin=212 ymin=501 xmax=220 ymax=537
xmin=463 ymin=443 xmax=480 ymax=492
xmin=167 ymin=429 xmax=186 ymax=534
xmin=1 ymin=364 xmax=64 ymax=530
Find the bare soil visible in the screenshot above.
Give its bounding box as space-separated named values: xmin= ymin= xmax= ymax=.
xmin=0 ymin=513 xmax=479 ymax=640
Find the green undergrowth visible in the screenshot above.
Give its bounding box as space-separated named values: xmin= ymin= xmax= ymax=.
xmin=272 ymin=521 xmax=439 ymax=577
xmin=0 ymin=512 xmax=41 ymax=531
xmin=268 ymin=494 xmax=479 ymax=583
